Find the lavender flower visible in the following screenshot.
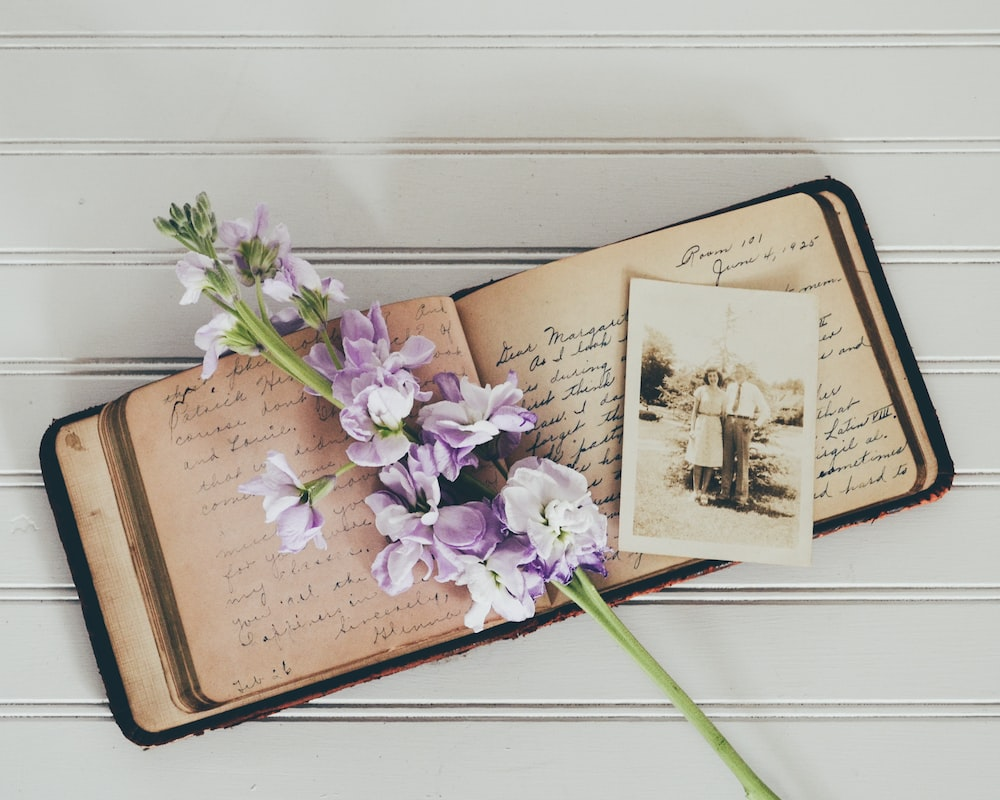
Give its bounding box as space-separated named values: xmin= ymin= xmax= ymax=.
xmin=365 ymin=456 xmax=507 ymax=597
xmin=176 ymin=253 xmax=215 ymax=305
xmin=428 ymin=499 xmax=505 ymax=583
xmin=333 ymin=302 xmax=435 ymax=397
xmin=175 ymin=252 xmax=240 ymax=307
xmin=366 ymin=483 xmax=542 ymax=630
xmin=339 ymin=377 xmax=419 ymax=467
xmin=239 ymin=451 xmax=334 ymax=554
xmin=418 ymin=371 xmax=536 ymax=476
xmin=453 ymin=535 xmax=545 ymax=633
xmin=370 ymin=538 xmax=434 ymax=596
xmin=369 ymin=503 xmax=503 ymax=597
xmin=412 ymin=435 xmax=480 ymax=484
xmin=365 ymin=457 xmax=440 ymax=595
xmin=262 ymin=254 xmax=348 ymax=330
xmin=366 ymin=452 xmax=443 ymax=538
xmin=193 ymin=312 xmax=259 ymax=379
xmin=218 ymin=203 xmax=290 ymax=284
xmin=363 ymin=456 xmax=501 ymax=564
xmin=305 ymin=303 xmax=434 ymax=409
xmin=322 ymin=303 xmax=436 ymax=467
xmin=496 ymin=457 xmax=609 ymax=584
xmin=302 ymin=340 xmax=343 ymax=391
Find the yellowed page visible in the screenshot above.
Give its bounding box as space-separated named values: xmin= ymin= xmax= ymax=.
xmin=117 ymin=296 xmax=485 ymax=708
xmin=57 ymin=414 xmax=363 ymax=735
xmin=55 ymin=413 xmax=183 ymax=733
xmin=456 ymin=190 xmax=933 ymax=587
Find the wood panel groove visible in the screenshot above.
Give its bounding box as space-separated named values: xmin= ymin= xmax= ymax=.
xmin=5 ymin=139 xmax=1000 ymax=157
xmin=4 ymin=32 xmax=1000 ymax=51
xmin=3 ymin=699 xmax=1000 ymax=722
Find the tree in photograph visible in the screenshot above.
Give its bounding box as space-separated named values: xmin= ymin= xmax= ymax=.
xmin=640 ymin=327 xmax=675 ymax=407
xmin=711 ymin=304 xmax=740 ymax=375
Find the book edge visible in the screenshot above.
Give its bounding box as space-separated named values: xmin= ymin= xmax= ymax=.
xmin=39 ymin=407 xmax=156 ymax=745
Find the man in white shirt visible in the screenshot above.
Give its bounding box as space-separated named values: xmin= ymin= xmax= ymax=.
xmin=719 ymin=364 xmax=771 ymax=507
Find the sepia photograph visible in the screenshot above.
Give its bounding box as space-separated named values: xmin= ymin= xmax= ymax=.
xmin=619 ymin=279 xmax=818 ymax=566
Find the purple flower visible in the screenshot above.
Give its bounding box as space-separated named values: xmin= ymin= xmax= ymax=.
xmin=429 ymin=500 xmax=505 ymax=584
xmin=365 ymin=457 xmax=440 ymax=595
xmin=262 ymin=254 xmax=348 ymax=330
xmin=262 ymin=255 xmax=339 ymax=302
xmin=339 ymin=377 xmax=418 ymax=467
xmin=370 ymin=539 xmax=434 ymax=596
xmin=366 ymin=456 xmax=512 ymax=599
xmin=319 ymin=303 xmax=436 ymax=467
xmin=218 ymin=203 xmax=272 ymax=247
xmin=366 ymin=452 xmax=443 ymax=539
xmin=431 ymin=500 xmax=502 ymax=556
xmin=453 ymin=536 xmax=545 ymax=633
xmin=269 ymin=306 xmax=306 ymax=336
xmin=176 ymin=252 xmax=216 ymax=305
xmin=239 ymin=451 xmax=332 ymax=554
xmin=175 ymin=252 xmax=238 ymax=307
xmin=411 ymin=435 xmax=480 ymax=483
xmin=193 ymin=312 xmax=259 ymax=379
xmin=218 ymin=203 xmax=290 ymax=283
xmin=496 ymin=457 xmax=609 ymax=584
xmin=302 ymin=340 xmax=343 ymax=393
xmin=332 ymin=303 xmax=435 ymax=403
xmin=418 ymin=371 xmax=536 ymax=471
xmin=267 ymin=503 xmax=326 ymax=555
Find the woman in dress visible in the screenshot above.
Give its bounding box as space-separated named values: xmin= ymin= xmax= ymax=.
xmin=686 ymin=367 xmax=726 ymax=504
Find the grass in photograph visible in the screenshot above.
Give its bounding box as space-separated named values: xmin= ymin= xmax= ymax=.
xmin=632 ymin=408 xmax=803 ymax=550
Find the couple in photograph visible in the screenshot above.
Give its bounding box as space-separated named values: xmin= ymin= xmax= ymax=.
xmin=686 ymin=364 xmax=771 ymax=507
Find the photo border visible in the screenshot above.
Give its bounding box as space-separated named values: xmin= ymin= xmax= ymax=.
xmin=618 ymin=278 xmax=818 ymax=566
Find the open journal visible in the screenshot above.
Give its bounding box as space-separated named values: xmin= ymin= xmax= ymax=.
xmin=40 ymin=179 xmax=952 ymax=744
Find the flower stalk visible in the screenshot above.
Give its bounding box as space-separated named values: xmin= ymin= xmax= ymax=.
xmin=160 ymin=193 xmax=785 ymax=796
xmin=558 ymin=569 xmax=781 ymax=800
xmin=238 ymin=288 xmax=338 ymax=405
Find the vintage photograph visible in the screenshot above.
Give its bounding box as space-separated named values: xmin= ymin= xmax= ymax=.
xmin=619 ymin=279 xmax=818 ymax=566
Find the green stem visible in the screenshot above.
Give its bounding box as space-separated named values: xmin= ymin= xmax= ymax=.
xmin=232 ymin=295 xmax=340 ymax=408
xmin=335 ymin=461 xmax=358 ymax=480
xmin=206 ymin=292 xmax=238 ymax=318
xmin=558 ymin=569 xmax=782 ymax=800
xmin=319 ymin=326 xmax=344 ymax=371
xmin=254 ymin=278 xmax=272 ymax=322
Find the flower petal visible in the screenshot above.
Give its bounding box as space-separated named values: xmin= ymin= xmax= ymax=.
xmin=347 ymin=434 xmax=411 ymax=468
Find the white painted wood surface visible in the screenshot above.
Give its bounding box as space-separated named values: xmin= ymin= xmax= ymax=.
xmin=2 ymin=4 xmax=996 ymax=798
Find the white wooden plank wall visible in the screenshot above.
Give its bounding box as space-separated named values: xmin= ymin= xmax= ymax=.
xmin=2 ymin=4 xmax=997 ymax=798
